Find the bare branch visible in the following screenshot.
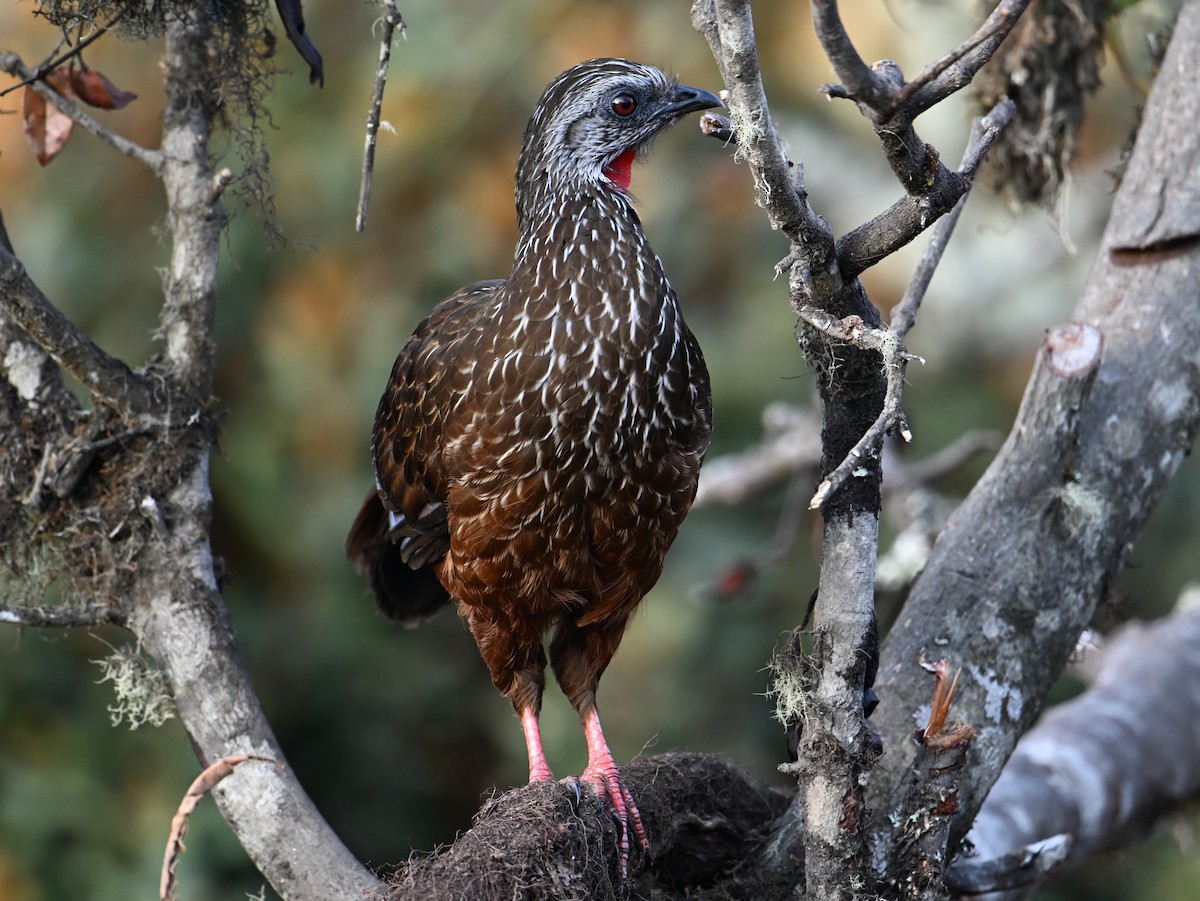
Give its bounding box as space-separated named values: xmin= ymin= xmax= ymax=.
xmin=0 ymin=52 xmax=162 ymax=172
xmin=890 ymin=100 xmax=1015 ymax=340
xmin=834 ymin=98 xmax=1014 ymax=280
xmin=691 ymin=0 xmax=837 ymax=278
xmin=809 ymin=336 xmax=915 ymax=510
xmin=810 ymin=0 xmax=893 ymax=109
xmin=903 ymin=0 xmax=1033 ymax=114
xmin=356 ymin=1 xmax=406 ymax=232
xmin=870 ymin=4 xmax=1200 ymax=856
xmin=693 ymin=403 xmax=821 ymax=508
xmin=0 ymin=241 xmax=165 ymax=415
xmin=954 ymin=590 xmax=1200 ymax=897
xmin=814 ymin=100 xmax=1014 ymax=509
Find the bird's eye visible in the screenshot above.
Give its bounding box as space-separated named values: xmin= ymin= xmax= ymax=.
xmin=611 ymin=93 xmax=638 ymax=117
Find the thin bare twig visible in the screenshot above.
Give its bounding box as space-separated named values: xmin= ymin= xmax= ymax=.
xmin=905 ymin=0 xmax=1033 ymax=114
xmin=812 ymin=101 xmax=1013 ymax=510
xmin=897 ymin=1 xmax=1027 ymax=106
xmin=356 ymin=1 xmax=406 ymax=232
xmin=890 ymin=98 xmax=1014 ymax=340
xmin=0 ymin=52 xmax=161 ymax=172
xmin=0 ymin=4 xmax=131 ymax=99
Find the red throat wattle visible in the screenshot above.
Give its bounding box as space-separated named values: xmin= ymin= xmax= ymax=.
xmin=603 ymin=148 xmax=636 ymax=192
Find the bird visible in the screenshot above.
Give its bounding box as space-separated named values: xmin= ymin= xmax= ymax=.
xmin=346 ymin=58 xmax=720 ymax=872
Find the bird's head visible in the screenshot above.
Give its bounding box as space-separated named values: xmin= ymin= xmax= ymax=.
xmin=515 ymin=58 xmax=722 ymax=222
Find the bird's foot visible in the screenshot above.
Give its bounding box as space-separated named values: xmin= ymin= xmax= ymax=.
xmin=575 ymin=763 xmax=647 ymax=879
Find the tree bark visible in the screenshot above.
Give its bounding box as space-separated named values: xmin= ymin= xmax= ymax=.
xmin=950 ymin=592 xmax=1200 ymax=898
xmin=869 ymin=0 xmax=1200 ymax=866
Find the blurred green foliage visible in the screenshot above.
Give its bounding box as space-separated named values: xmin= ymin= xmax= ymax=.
xmin=0 ymin=1 xmax=1195 ymax=899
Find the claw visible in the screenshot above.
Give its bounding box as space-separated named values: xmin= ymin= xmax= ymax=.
xmin=560 ymin=776 xmax=583 ymax=810
xmin=580 ymin=708 xmax=648 ymax=878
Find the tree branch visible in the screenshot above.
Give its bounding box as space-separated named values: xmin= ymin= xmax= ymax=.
xmin=952 ymin=590 xmax=1200 ymax=897
xmin=106 ymin=6 xmax=383 ymax=898
xmin=808 ymin=2 xmax=1028 ymax=279
xmin=833 ymin=98 xmax=1014 ymax=279
xmin=869 ymin=0 xmax=1200 ymax=872
xmin=0 ymin=601 xmax=126 ymax=628
xmin=903 ymin=0 xmax=1032 ymax=114
xmin=356 ymin=0 xmax=406 ymax=232
xmin=813 ymin=100 xmax=1014 ymax=509
xmin=0 ymin=51 xmax=162 ymax=172
xmin=0 ymin=240 xmax=165 ymax=416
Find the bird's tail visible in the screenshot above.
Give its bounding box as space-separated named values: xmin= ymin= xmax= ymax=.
xmin=345 ymin=490 xmax=451 ymax=626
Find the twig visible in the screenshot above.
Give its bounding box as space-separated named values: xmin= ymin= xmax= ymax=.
xmin=904 ymin=0 xmax=1033 ymax=114
xmin=897 ymin=1 xmax=1024 ymax=106
xmin=810 ymin=335 xmax=917 ymax=510
xmin=0 ymin=602 xmax=126 ymax=628
xmin=355 ymin=1 xmax=406 ymax=232
xmin=809 ymin=0 xmax=893 ymax=109
xmin=0 ymin=4 xmax=131 ymax=99
xmin=890 ymin=99 xmax=1014 ymax=341
xmin=0 ymin=52 xmax=161 ymax=172
xmin=0 ymin=241 xmax=165 ymax=415
xmin=811 ymin=101 xmax=1013 ymax=510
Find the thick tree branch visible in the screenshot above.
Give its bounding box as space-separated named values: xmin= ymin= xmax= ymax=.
xmin=0 ymin=240 xmax=164 ymax=416
xmin=694 ymin=4 xmax=888 ymax=897
xmin=950 ymin=592 xmax=1200 ymax=899
xmin=107 ymin=7 xmax=383 ymax=898
xmin=869 ymin=0 xmax=1200 ymax=875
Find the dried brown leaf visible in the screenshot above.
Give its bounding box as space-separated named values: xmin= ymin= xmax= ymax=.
xmin=160 ymin=754 xmax=278 ymax=901
xmin=921 ymin=659 xmax=961 ymax=740
xmin=70 ymin=67 xmax=138 ymax=110
xmin=22 ymin=83 xmax=74 ymax=166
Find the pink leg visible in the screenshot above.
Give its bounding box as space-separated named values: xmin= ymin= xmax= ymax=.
xmin=520 ymin=706 xmax=555 ymax=783
xmin=579 ymin=707 xmax=647 ymax=876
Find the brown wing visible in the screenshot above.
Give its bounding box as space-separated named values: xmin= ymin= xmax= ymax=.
xmin=346 ymin=279 xmax=503 ymax=621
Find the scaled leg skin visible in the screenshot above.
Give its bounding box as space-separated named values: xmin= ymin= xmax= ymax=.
xmin=520 ymin=706 xmax=555 ymax=783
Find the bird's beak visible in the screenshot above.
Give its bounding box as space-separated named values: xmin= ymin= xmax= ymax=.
xmin=657 ymin=84 xmax=724 ymax=120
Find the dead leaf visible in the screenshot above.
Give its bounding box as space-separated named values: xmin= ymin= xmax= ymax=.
xmin=921 ymin=658 xmax=960 ymax=740
xmin=22 ymin=84 xmax=74 ymax=166
xmin=70 ymin=67 xmax=138 ymax=110
xmin=160 ymin=754 xmax=280 ymax=901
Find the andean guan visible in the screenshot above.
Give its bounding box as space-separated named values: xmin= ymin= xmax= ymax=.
xmin=346 ymin=58 xmax=720 ymax=870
